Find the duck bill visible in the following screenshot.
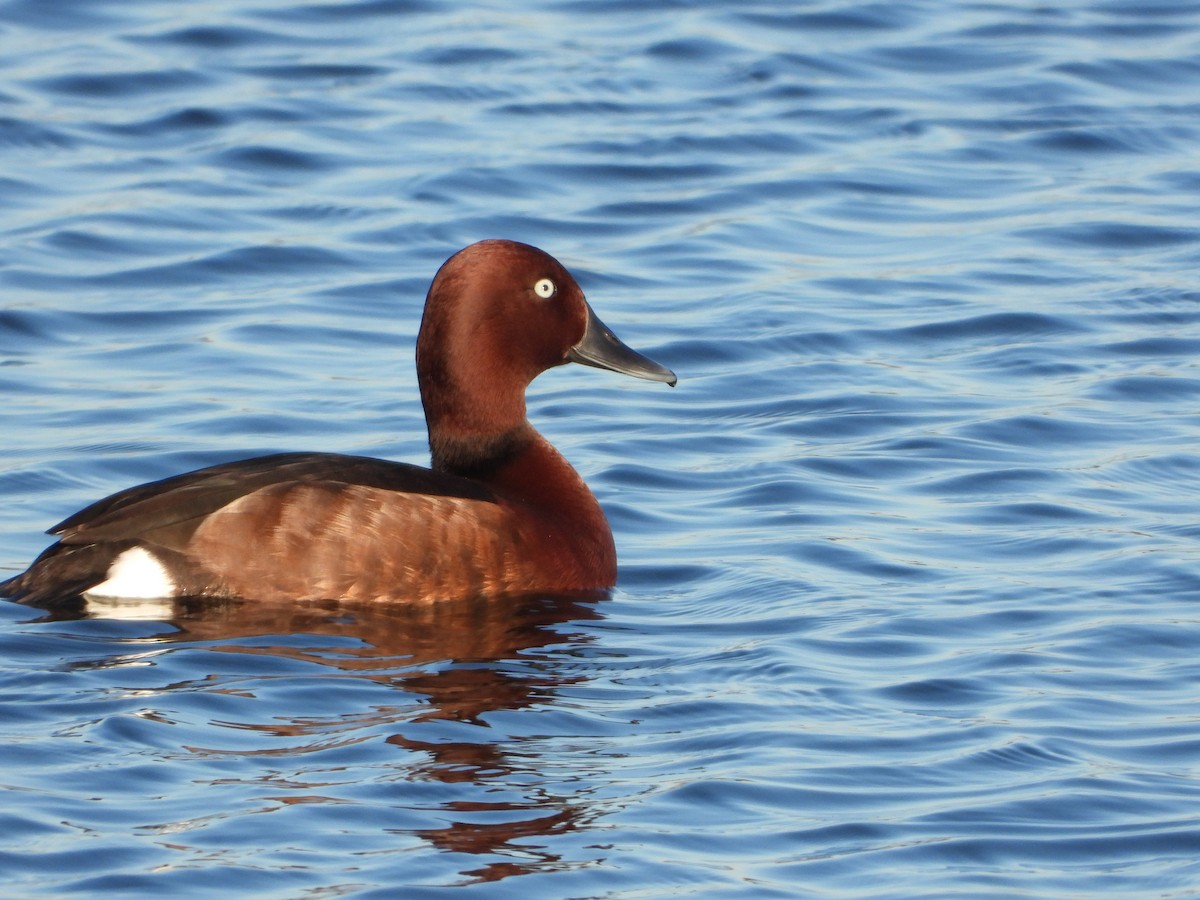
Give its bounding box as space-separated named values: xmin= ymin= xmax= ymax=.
xmin=567 ymin=302 xmax=677 ymax=387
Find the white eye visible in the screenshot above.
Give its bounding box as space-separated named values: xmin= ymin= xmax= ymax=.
xmin=533 ymin=277 xmax=556 ymax=299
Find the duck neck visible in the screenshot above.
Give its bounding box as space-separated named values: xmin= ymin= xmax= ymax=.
xmin=428 ymin=422 xmax=532 ymax=477
xmin=429 ymin=416 xmax=603 ymax=523
xmin=420 ymin=357 xmax=531 ymax=475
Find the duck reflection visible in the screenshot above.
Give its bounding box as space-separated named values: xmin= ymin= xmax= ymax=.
xmin=47 ymin=590 xmax=606 ymax=883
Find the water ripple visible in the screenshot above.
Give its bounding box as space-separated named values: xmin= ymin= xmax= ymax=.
xmin=4 ymin=0 xmax=1200 ymax=896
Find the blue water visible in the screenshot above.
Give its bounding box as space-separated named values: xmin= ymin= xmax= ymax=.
xmin=3 ymin=0 xmax=1200 ymax=895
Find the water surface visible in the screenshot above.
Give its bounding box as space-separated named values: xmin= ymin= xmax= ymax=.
xmin=3 ymin=0 xmax=1200 ymax=896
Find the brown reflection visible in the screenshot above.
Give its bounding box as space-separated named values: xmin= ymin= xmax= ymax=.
xmin=174 ymin=591 xmax=602 ymax=667
xmin=48 ymin=590 xmax=606 ymax=883
xmin=412 ymin=801 xmax=582 ymax=882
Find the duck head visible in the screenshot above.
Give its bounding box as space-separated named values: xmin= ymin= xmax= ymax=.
xmin=417 ymin=240 xmax=675 ymax=472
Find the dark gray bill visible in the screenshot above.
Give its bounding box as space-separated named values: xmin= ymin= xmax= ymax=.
xmin=567 ymin=302 xmax=677 ymax=387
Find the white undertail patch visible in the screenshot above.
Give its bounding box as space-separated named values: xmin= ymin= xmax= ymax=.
xmin=86 ymin=547 xmax=177 ymax=600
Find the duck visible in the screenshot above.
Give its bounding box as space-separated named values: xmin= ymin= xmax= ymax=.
xmin=0 ymin=240 xmax=676 ymax=606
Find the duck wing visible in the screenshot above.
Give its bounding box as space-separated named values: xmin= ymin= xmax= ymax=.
xmin=2 ymin=453 xmax=501 ymax=606
xmin=51 ymin=451 xmax=493 ymax=547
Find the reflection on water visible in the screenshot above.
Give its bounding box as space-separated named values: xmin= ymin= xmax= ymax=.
xmin=47 ymin=592 xmax=605 ymax=885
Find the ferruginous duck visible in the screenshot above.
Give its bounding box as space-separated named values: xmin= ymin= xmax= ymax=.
xmin=1 ymin=240 xmax=676 ymax=606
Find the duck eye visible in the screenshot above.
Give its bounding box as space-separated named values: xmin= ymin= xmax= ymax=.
xmin=533 ymin=277 xmax=557 ymax=299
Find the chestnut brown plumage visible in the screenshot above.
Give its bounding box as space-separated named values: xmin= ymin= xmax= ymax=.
xmin=1 ymin=240 xmax=675 ymax=606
